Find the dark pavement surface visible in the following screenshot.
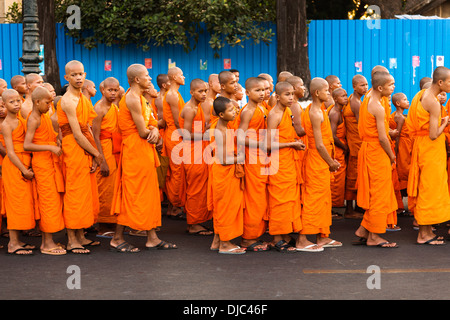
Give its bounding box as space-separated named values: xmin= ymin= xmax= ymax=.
xmin=1 ymin=207 xmax=450 ymax=303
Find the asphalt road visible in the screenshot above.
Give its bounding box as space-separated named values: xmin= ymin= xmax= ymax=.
xmin=1 ymin=207 xmax=449 ymax=307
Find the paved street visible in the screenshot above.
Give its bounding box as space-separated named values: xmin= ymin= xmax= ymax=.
xmin=1 ymin=208 xmax=450 ymax=306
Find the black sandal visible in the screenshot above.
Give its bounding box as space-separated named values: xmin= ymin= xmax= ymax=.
xmin=109 ymin=241 xmax=140 ymax=253
xmin=271 ymin=240 xmax=296 ymax=253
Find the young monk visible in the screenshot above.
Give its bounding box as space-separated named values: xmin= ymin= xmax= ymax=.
xmin=258 ymin=77 xmax=273 ymax=112
xmin=285 ymin=76 xmax=307 ymax=137
xmin=354 ymin=71 xmax=398 ymax=248
xmin=0 ymin=78 xmax=8 ymax=95
xmin=110 ymin=64 xmax=176 ymax=252
xmin=92 ymin=77 xmax=121 ymax=238
xmin=235 ymin=77 xmax=269 ymax=252
xmin=299 ymin=78 xmax=342 ymax=250
xmin=208 ymin=96 xmax=246 ymax=254
xmin=343 ymin=74 xmax=368 ymax=218
xmin=43 ymin=83 xmax=57 ymax=116
xmin=0 ymin=97 xmax=6 ymax=242
xmin=266 ymin=82 xmax=305 ymax=253
xmin=218 ymin=71 xmax=239 ymax=110
xmin=23 ymin=86 xmax=66 ymax=255
xmin=10 ymin=75 xmax=28 ymax=102
xmin=179 ymin=79 xmax=213 ymax=236
xmin=407 ymin=66 xmax=450 ymax=244
xmin=58 ymin=60 xmax=104 ymax=254
xmin=163 ymin=67 xmax=186 ymax=219
xmin=82 ymin=79 xmax=97 ymax=102
xmin=202 ymin=73 xmax=220 ymax=129
xmin=328 ymin=88 xmax=349 ymax=210
xmin=1 ymin=89 xmax=36 ymax=255
xmin=21 ymin=73 xmax=44 ymax=120
xmin=324 ymin=75 xmax=342 ymax=109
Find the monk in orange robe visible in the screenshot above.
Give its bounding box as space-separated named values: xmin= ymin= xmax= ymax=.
xmin=202 ymin=74 xmax=220 ymax=130
xmin=1 ymin=89 xmax=36 ymax=255
xmin=0 ymin=78 xmax=7 ymax=96
xmin=110 ymin=64 xmax=177 ymax=252
xmin=328 ymin=88 xmax=348 ymax=210
xmin=208 ymin=96 xmax=246 ymax=254
xmin=235 ymin=77 xmax=269 ymax=252
xmin=58 ymin=60 xmax=104 ymax=254
xmin=299 ymin=78 xmax=342 ymax=250
xmin=43 ymin=82 xmax=57 ymax=116
xmin=21 ymin=73 xmax=45 ymax=120
xmin=163 ymin=66 xmax=186 ymax=219
xmin=23 ymin=86 xmax=66 ymax=255
xmin=324 ymin=75 xmax=342 ymax=109
xmin=343 ymin=74 xmax=368 ymax=218
xmin=266 ymin=82 xmax=304 ymax=252
xmin=179 ymin=79 xmax=213 ymax=236
xmin=258 ymin=73 xmax=275 ymax=111
xmin=92 ymin=77 xmax=121 ymax=238
xmin=407 ymin=67 xmax=450 ymax=244
xmin=354 ymin=71 xmax=398 ymax=248
xmin=218 ymin=71 xmax=239 ymax=128
xmin=10 ymin=75 xmax=28 ymax=103
xmin=0 ymin=98 xmax=6 ymax=242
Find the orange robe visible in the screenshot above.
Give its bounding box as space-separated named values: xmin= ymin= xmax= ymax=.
xmin=57 ymin=93 xmax=99 ymax=229
xmin=327 ymin=105 xmax=347 ymax=207
xmin=179 ymin=104 xmax=211 ymax=225
xmin=267 ymin=107 xmax=302 ymax=235
xmin=163 ymin=91 xmax=184 ymax=207
xmin=406 ymin=89 xmax=450 ymax=225
xmin=342 ymin=94 xmax=361 ymax=201
xmin=1 ymin=116 xmax=37 ymax=230
xmin=300 ymin=103 xmax=333 ymax=237
xmin=357 ymin=96 xmax=397 ymax=233
xmin=111 ymin=92 xmax=161 ymax=231
xmin=96 ymin=103 xmax=120 ymax=224
xmin=207 ymin=121 xmax=244 ymax=241
xmin=30 ymin=113 xmax=65 ymax=233
xmin=235 ymin=104 xmax=269 ymax=240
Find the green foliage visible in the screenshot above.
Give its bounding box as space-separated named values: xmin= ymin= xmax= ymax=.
xmin=57 ymin=0 xmax=276 ymax=56
xmin=5 ymin=1 xmax=22 ymax=23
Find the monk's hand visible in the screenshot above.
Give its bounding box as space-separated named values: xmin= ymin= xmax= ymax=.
xmin=389 ymin=128 xmax=399 ymax=140
xmin=50 ymin=145 xmax=63 ymax=157
xmin=156 ymin=137 xmax=163 ymax=153
xmin=329 ymin=159 xmax=340 ymax=172
xmin=100 ymin=161 xmax=110 ymax=177
xmin=21 ymin=168 xmax=34 ymax=180
xmin=147 ymin=127 xmax=160 ymax=144
xmin=93 ymin=152 xmax=104 ymax=167
xmin=291 ymin=140 xmax=305 ymax=151
xmin=443 ymin=116 xmax=450 ymax=127
xmin=389 ymin=154 xmax=396 ymax=164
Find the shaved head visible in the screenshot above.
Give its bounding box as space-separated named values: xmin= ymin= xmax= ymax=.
xmin=127 ymin=64 xmax=147 ymax=84
xmin=371 ymin=65 xmax=389 ymax=76
xmin=31 ymin=86 xmax=52 ymax=102
xmin=432 ymin=66 xmax=450 ymax=84
xmin=285 ymin=76 xmax=303 ymax=87
xmin=371 ymin=71 xmax=393 ymax=88
xmin=65 ymin=60 xmax=84 ymax=74
xmin=332 ymin=87 xmax=346 ymax=98
xmin=245 ymin=77 xmax=265 ymax=90
xmin=25 ymin=73 xmax=43 ymax=84
xmin=352 ymin=74 xmax=367 ymax=87
xmin=275 ymin=81 xmax=294 ymax=95
xmin=156 ymin=74 xmax=169 ymax=89
xmin=258 ymin=73 xmax=273 ymax=83
xmin=309 ymin=77 xmax=328 ymax=94
xmin=2 ymin=89 xmax=20 ymax=102
xmin=168 ymin=67 xmax=182 ymax=80
xmin=420 ymin=77 xmax=432 ymax=89
xmin=103 ymin=77 xmax=120 ymax=88
xmin=392 ymin=92 xmax=406 ymax=106
xmin=82 ymin=79 xmax=94 ymax=89
xmin=190 ymin=78 xmax=206 ymax=90
xmin=278 ymin=71 xmax=293 ymax=82
xmin=10 ymin=75 xmax=25 ymax=88
xmin=218 ymin=70 xmax=235 ymax=84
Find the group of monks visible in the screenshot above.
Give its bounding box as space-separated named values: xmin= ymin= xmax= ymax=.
xmin=0 ymin=59 xmax=450 ymax=256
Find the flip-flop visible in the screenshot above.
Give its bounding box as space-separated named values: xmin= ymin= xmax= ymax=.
xmin=146 ymin=240 xmax=178 ymax=250
xmin=271 ymin=240 xmax=297 ymax=253
xmin=352 ymin=237 xmax=367 ymax=246
xmin=321 ymin=240 xmax=343 ymax=248
xmin=67 ymin=246 xmax=91 ymax=254
xmin=186 ymin=227 xmax=213 ymax=236
xmin=417 ymin=235 xmax=446 ymax=246
xmin=242 ymin=241 xmax=270 ymax=252
xmin=96 ymin=231 xmax=115 ymax=239
xmin=218 ymin=246 xmax=246 ymax=255
xmin=7 ymin=248 xmax=34 ymax=255
xmin=368 ymin=242 xmax=399 ymax=248
xmin=83 ymin=240 xmax=100 ymax=247
xmin=40 ymin=247 xmax=67 ymax=256
xmin=296 ymin=244 xmax=324 ymax=252
xmin=110 ymin=241 xmax=140 ymax=253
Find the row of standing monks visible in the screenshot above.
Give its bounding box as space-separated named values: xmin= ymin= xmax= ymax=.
xmin=0 ymin=61 xmax=450 ymax=255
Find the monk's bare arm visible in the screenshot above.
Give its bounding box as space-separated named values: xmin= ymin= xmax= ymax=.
xmin=371 ymin=103 xmax=395 ymax=162
xmin=310 ymin=110 xmax=336 ymax=167
xmin=329 ymin=110 xmax=347 ymax=151
xmin=349 ymin=96 xmax=360 ymax=122
xmin=92 ymin=105 xmax=106 ymax=156
xmin=24 ymin=115 xmax=61 ymax=155
xmin=426 ymin=97 xmax=449 ymax=140
xmin=154 ymin=97 xmax=166 ymax=129
xmin=181 ymin=106 xmax=203 ymax=141
xmin=2 ymin=122 xmax=33 ymax=178
xmin=166 ymin=91 xmax=181 ymax=129
xmin=61 ymin=98 xmax=101 ymax=157
xmin=127 ymin=93 xmax=151 ymax=139
xmin=265 ymin=111 xmax=303 ymax=152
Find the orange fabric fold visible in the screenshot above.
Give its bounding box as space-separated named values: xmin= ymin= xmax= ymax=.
xmin=1 ymin=116 xmax=38 ymax=230
xmin=30 ymin=113 xmax=65 ymax=233
xmin=267 ymin=107 xmax=302 ymax=235
xmin=111 ymin=92 xmax=161 ymax=231
xmin=356 ymin=96 xmax=397 ymax=234
xmin=300 ymin=104 xmax=334 ymax=237
xmin=57 ymin=93 xmax=99 ymax=229
xmin=406 ymin=89 xmax=450 ymax=225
